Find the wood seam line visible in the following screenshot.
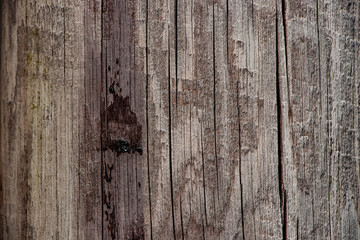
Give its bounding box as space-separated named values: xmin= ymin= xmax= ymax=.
xmin=168 ymin=8 xmax=176 ymax=239
xmin=100 ymin=0 xmax=104 ymax=238
xmin=276 ymin=1 xmax=287 ymax=239
xmin=145 ymin=0 xmax=153 ymax=238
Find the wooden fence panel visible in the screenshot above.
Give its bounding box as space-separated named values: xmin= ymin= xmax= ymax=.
xmin=1 ymin=0 xmax=359 ymax=239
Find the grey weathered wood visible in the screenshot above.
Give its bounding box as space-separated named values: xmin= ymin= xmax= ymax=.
xmin=0 ymin=0 xmax=102 ymax=239
xmin=171 ymin=0 xmax=220 ymax=238
xmin=80 ymin=0 xmax=102 ymax=239
xmin=278 ymin=1 xmax=360 ymax=239
xmin=146 ymin=0 xmax=174 ymax=238
xmin=101 ymin=0 xmax=146 ymax=239
xmin=227 ymin=1 xmax=283 ymax=239
xmin=1 ymin=0 xmax=359 ymax=239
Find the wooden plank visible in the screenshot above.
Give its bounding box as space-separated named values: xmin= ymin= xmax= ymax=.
xmin=146 ymin=0 xmax=175 ymax=238
xmin=1 ymin=1 xmax=30 ymax=238
xmin=0 ymin=1 xmax=102 ymax=239
xmin=171 ymin=0 xmax=198 ymax=237
xmin=277 ymin=0 xmax=328 ymax=238
xmin=191 ymin=1 xmax=218 ymax=238
xmin=213 ymin=0 xmax=244 ymax=238
xmin=229 ymin=1 xmax=283 ymax=239
xmin=278 ymin=0 xmax=360 ymax=239
xmin=0 ymin=1 xmax=71 ymax=238
xmin=170 ymin=0 xmax=214 ymax=239
xmin=79 ymin=0 xmax=102 ymax=239
xmin=134 ymin=0 xmax=149 ymax=239
xmin=322 ymin=1 xmax=360 ymax=239
xmin=171 ymin=0 xmax=220 ymax=239
xmin=101 ymin=0 xmax=146 ymax=239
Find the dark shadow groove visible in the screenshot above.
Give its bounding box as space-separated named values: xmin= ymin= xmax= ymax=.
xmin=145 ymin=0 xmax=153 ymax=238
xmin=236 ymin=79 xmax=245 ymax=240
xmin=100 ymin=0 xmax=104 ymax=239
xmin=180 ymin=197 xmax=184 ymax=240
xmin=226 ymin=0 xmax=228 ymax=60
xmin=175 ymin=0 xmax=178 ymax=108
xmin=200 ymin=124 xmax=208 ymax=226
xmin=212 ymin=0 xmax=219 ymax=201
xmin=276 ymin=2 xmax=287 ymax=239
xmin=168 ymin=14 xmax=176 ymax=240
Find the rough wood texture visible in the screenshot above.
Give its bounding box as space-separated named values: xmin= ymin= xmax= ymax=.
xmin=278 ymin=1 xmax=360 ymax=239
xmin=101 ymin=0 xmax=146 ymax=239
xmin=0 ymin=0 xmax=102 ymax=239
xmin=1 ymin=0 xmax=359 ymax=239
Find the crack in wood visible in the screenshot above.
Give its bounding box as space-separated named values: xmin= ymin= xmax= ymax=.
xmin=276 ymin=2 xmax=287 ymax=239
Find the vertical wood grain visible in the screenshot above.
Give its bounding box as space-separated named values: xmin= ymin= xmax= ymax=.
xmin=278 ymin=0 xmax=360 ymax=239
xmin=146 ymin=0 xmax=175 ymax=238
xmin=0 ymin=0 xmax=102 ymax=239
xmin=101 ymin=0 xmax=146 ymax=239
xmin=228 ymin=1 xmax=283 ymax=239
xmin=80 ymin=0 xmax=102 ymax=239
xmin=1 ymin=0 xmax=359 ymax=239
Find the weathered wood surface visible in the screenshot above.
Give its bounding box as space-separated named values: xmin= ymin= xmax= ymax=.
xmin=1 ymin=1 xmax=103 ymax=239
xmin=1 ymin=0 xmax=359 ymax=239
